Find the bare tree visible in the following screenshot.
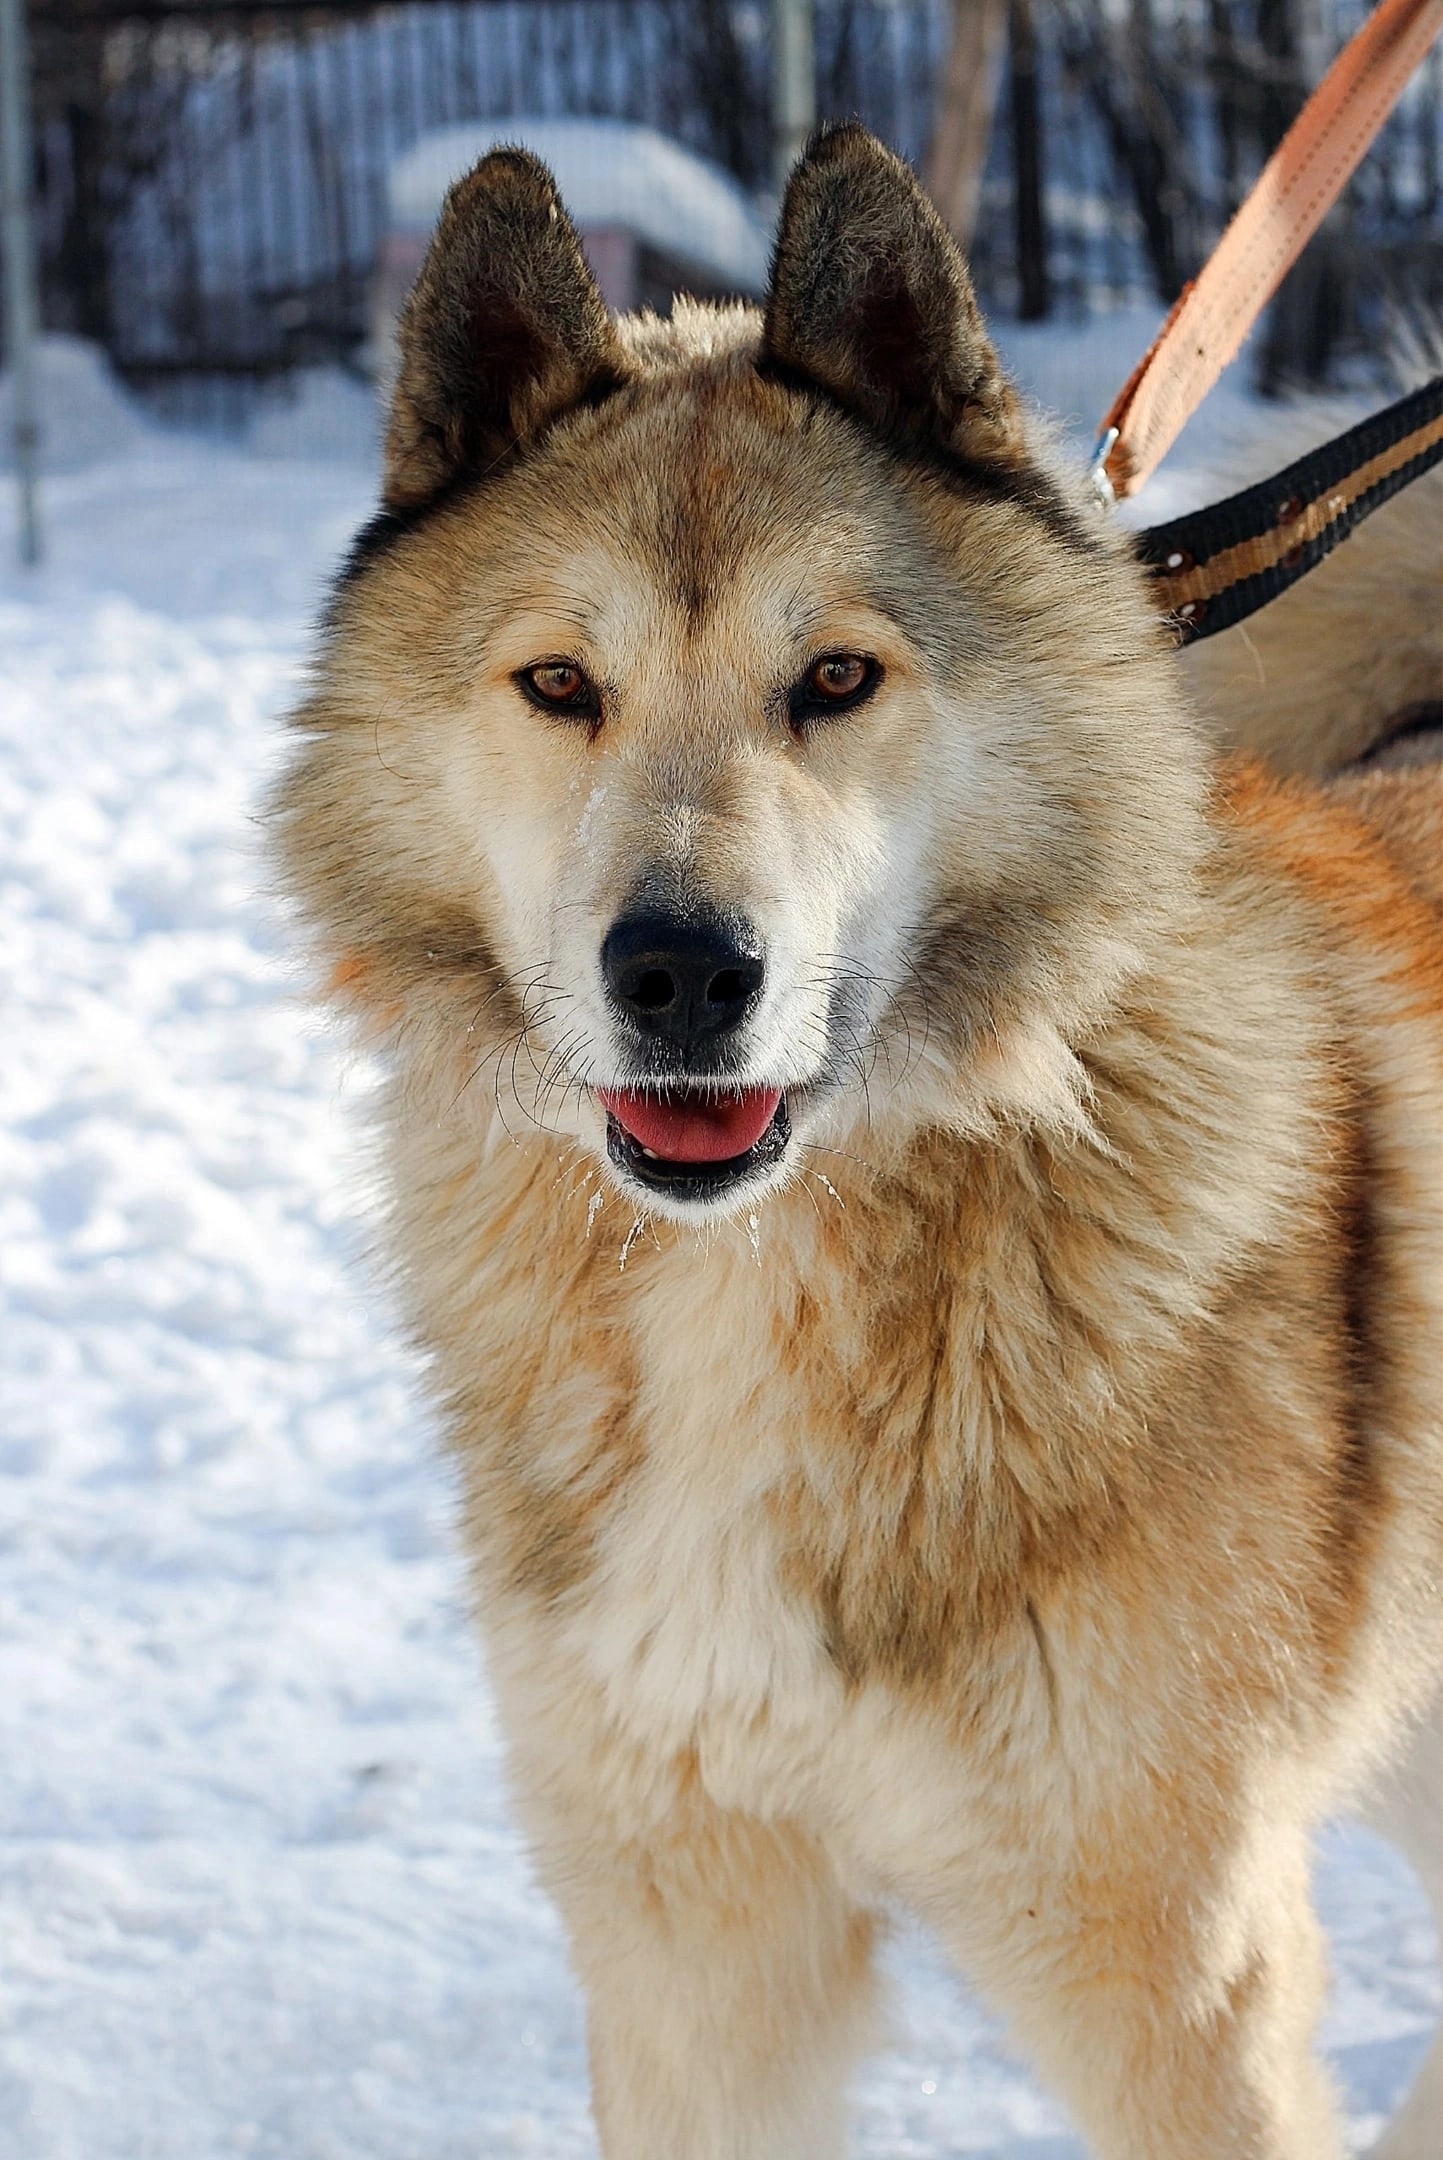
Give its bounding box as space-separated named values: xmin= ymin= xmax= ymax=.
xmin=661 ymin=0 xmax=769 ymax=190
xmin=926 ymin=0 xmax=1009 ymax=248
xmin=1009 ymin=0 xmax=1048 ymax=318
xmin=1058 ymin=0 xmax=1202 ymax=303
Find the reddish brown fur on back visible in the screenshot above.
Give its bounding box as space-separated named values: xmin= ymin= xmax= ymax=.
xmin=1223 ymin=755 xmax=1443 ymax=1015
xmin=1327 ymin=761 xmax=1443 ymax=913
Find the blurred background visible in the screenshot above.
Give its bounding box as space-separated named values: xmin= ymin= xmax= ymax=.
xmin=7 ymin=0 xmax=1442 ymax=466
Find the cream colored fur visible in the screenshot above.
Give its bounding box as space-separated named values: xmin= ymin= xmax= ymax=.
xmin=269 ymin=132 xmax=1442 ymax=2160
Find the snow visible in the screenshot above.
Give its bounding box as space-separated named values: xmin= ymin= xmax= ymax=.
xmin=249 ymin=370 xmax=383 ymax=465
xmin=1 ymin=343 xmax=1436 ymax=2158
xmin=386 ymin=117 xmax=772 ymax=293
xmin=997 ymin=301 xmax=1280 ymax=518
xmin=0 ymin=337 xmax=151 ymax=475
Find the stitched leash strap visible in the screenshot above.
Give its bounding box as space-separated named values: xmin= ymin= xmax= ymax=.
xmin=1093 ymin=0 xmax=1443 ymax=505
xmin=1132 ymin=373 xmax=1443 ymax=645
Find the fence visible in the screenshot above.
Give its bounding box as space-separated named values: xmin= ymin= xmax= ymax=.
xmin=20 ymin=0 xmax=1443 ymax=426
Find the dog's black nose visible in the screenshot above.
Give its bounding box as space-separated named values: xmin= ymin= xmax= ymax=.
xmin=602 ymin=910 xmax=765 ymax=1051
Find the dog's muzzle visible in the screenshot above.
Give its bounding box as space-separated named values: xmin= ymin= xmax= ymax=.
xmin=597 ymin=1084 xmax=791 ymax=1202
xmin=596 ymin=904 xmax=792 ymax=1200
xmin=601 ymin=907 xmax=765 ymax=1067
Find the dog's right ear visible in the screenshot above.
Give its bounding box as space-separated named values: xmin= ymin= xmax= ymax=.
xmin=383 ymin=149 xmax=628 ymax=516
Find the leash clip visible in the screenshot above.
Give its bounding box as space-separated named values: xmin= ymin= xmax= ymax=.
xmin=1089 ymin=428 xmax=1119 ymax=512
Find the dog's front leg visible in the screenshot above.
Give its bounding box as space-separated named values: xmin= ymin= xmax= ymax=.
xmin=960 ymin=1832 xmax=1346 ymax=2160
xmin=528 ymin=1775 xmax=876 ymax=2160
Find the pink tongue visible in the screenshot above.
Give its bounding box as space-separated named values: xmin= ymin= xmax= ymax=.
xmin=598 ymin=1086 xmax=783 ymax=1164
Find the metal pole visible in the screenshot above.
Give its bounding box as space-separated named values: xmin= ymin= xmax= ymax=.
xmin=772 ymin=0 xmax=815 ymax=200
xmin=0 ymin=0 xmax=42 ymax=566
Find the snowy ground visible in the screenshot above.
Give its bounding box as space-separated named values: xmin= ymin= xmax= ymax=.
xmin=1 ymin=340 xmax=1438 ymax=2159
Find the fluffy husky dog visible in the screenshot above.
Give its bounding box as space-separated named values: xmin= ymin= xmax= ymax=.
xmin=270 ymin=128 xmax=1442 ymax=2160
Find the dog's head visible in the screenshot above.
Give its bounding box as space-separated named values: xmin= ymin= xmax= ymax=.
xmin=275 ymin=127 xmax=1204 ymax=1223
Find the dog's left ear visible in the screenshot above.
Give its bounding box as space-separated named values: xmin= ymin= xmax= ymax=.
xmin=763 ymin=124 xmax=1023 ymax=466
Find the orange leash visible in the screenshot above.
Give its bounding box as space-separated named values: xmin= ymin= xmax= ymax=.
xmin=1093 ymin=0 xmax=1443 ymax=506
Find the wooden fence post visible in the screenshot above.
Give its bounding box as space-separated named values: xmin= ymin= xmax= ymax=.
xmin=926 ymin=0 xmax=1009 ymax=249
xmin=772 ymin=0 xmax=815 ymax=197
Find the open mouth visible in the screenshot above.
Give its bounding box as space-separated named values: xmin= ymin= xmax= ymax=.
xmin=596 ymin=1084 xmax=791 ymax=1200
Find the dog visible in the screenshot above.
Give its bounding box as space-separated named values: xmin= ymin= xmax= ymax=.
xmin=269 ymin=125 xmax=1442 ymax=2160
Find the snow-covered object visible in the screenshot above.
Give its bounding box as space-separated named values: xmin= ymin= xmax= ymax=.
xmin=249 ymin=366 xmax=382 ymax=463
xmin=0 ymin=334 xmax=151 ymax=474
xmin=386 ymin=116 xmax=771 ymax=294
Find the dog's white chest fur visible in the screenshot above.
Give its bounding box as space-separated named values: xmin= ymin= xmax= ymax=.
xmin=549 ymin=1390 xmax=1015 ymax=1919
xmin=560 ymin=1386 xmax=842 ymax=1810
xmin=541 ymin=1240 xmax=851 ymax=1815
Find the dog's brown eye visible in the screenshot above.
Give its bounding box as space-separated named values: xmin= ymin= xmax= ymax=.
xmin=788 ymin=652 xmax=881 ymax=729
xmin=811 ymin=655 xmax=869 ymax=699
xmin=516 ymin=660 xmax=602 ymax=722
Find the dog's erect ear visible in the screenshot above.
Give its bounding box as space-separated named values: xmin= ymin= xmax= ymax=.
xmin=763 ymin=124 xmax=1023 ymax=466
xmin=383 ymin=148 xmax=628 ymax=515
